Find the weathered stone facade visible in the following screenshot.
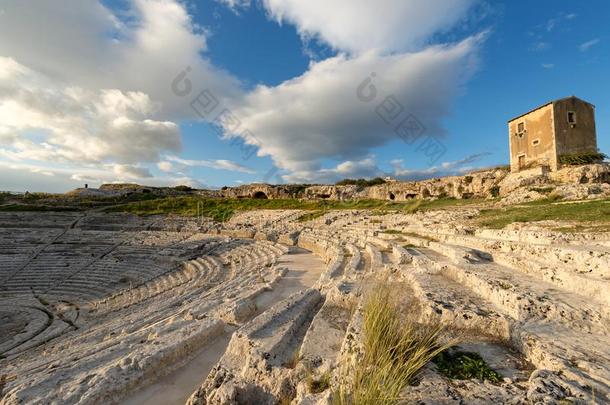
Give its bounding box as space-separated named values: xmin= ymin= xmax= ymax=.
xmin=508 ymin=96 xmax=598 ymax=172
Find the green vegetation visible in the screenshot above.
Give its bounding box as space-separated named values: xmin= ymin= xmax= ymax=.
xmin=106 ymin=196 xmax=487 ymax=222
xmin=297 ymin=210 xmax=325 ymax=222
xmin=558 ymin=151 xmax=607 ymax=166
xmin=477 ymin=198 xmax=610 ymax=229
xmin=382 ymin=229 xmax=403 ymax=235
xmin=468 ymin=164 xmax=510 ymax=174
xmin=433 ymin=349 xmax=502 ymax=383
xmin=489 ymin=185 xmax=500 ymax=198
xmin=334 ymin=282 xmax=454 ymax=405
xmin=0 ymin=204 xmax=80 ymax=212
xmin=336 ymin=177 xmax=386 ymax=187
xmin=401 ymin=231 xmax=439 ymax=242
xmin=553 ymin=223 xmax=610 ymax=234
xmin=173 ymin=185 xmax=194 ymax=192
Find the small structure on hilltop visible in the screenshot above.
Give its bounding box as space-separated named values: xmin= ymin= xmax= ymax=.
xmin=508 ymin=96 xmax=598 ymax=172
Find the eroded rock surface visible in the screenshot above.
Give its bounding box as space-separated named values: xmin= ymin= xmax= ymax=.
xmin=1 ymin=205 xmax=609 ymax=404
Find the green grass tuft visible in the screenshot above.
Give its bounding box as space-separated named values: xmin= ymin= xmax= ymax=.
xmin=297 ymin=210 xmax=326 ymax=222
xmin=334 ymin=282 xmax=455 ymax=405
xmin=433 ymin=349 xmax=503 ymax=383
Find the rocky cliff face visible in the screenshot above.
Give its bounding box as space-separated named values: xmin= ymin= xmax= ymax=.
xmin=69 ymin=164 xmax=609 ymax=202
xmin=216 ymin=164 xmax=609 ymax=202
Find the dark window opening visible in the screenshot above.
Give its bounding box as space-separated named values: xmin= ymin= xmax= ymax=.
xmin=567 ymin=111 xmax=577 ymax=124
xmin=389 ymin=192 xmax=395 ymax=200
xmin=517 ymin=121 xmax=525 ymax=136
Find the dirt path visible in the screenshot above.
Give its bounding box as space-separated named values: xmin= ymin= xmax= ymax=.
xmin=121 ymin=246 xmax=326 ymax=405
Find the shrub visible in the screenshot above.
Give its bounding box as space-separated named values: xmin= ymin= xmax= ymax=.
xmin=174 ymin=185 xmax=193 ymax=192
xmin=433 ymin=349 xmax=502 ymax=383
xmin=558 ymin=152 xmax=607 ymax=166
xmin=336 ymin=177 xmax=386 ymax=187
xmin=489 ymin=186 xmax=500 ymax=198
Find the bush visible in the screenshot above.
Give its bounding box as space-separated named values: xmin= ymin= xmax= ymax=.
xmin=558 ymin=151 xmax=607 ymax=166
xmin=433 ymin=349 xmax=502 ymax=383
xmin=489 ymin=186 xmax=500 ymax=198
xmin=174 ymin=185 xmax=193 ymax=192
xmin=336 ymin=177 xmax=386 ymax=187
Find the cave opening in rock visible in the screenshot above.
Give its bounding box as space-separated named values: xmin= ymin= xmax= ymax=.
xmin=252 ymin=191 xmax=268 ymax=199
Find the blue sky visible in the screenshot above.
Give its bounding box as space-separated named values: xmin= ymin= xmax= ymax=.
xmin=0 ymin=0 xmax=608 ymax=191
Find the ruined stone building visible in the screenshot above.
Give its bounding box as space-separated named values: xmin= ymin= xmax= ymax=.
xmin=508 ymin=96 xmax=598 ymax=172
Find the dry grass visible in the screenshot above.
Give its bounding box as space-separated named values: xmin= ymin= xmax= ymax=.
xmin=334 ymin=282 xmax=456 ymax=405
xmin=307 ymin=371 xmax=331 ymax=394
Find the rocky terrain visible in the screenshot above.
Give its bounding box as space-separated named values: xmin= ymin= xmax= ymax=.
xmin=0 ymin=192 xmax=608 ymax=404
xmin=58 ymin=163 xmax=610 ymax=204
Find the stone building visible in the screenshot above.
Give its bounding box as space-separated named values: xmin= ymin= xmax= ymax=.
xmin=508 ymin=96 xmax=598 ymax=172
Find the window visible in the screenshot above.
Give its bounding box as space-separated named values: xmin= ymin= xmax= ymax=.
xmin=567 ymin=111 xmax=577 ymax=124
xmin=516 ymin=121 xmax=525 ymax=137
xmin=532 ymin=139 xmax=540 ymax=146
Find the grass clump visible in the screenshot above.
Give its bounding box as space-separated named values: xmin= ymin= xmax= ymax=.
xmin=433 ymin=349 xmax=502 ymax=383
xmin=307 ymin=372 xmax=331 ymax=394
xmin=0 ymin=192 xmax=10 ymax=204
xmin=401 ymin=231 xmax=438 ymax=242
xmin=477 ymin=198 xmax=610 ymax=229
xmin=558 ymin=151 xmax=607 ymax=166
xmin=297 ymin=210 xmax=325 ymax=222
xmin=334 ymin=283 xmax=454 ymax=405
xmin=489 ymin=185 xmax=500 ymax=198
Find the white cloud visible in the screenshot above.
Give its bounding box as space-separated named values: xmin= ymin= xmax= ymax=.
xmin=282 ymin=157 xmax=383 ymax=183
xmin=0 ymin=161 xmax=207 ymax=192
xmin=0 ymin=0 xmax=240 ymax=191
xmin=391 ymin=152 xmax=490 ymax=180
xmin=165 ymin=155 xmax=256 ymax=173
xmin=224 ymin=35 xmax=482 ymax=181
xmin=529 ymin=42 xmax=550 ymax=52
xmin=215 ymin=0 xmax=251 ymax=13
xmin=542 ymin=63 xmax=555 ymax=69
xmin=0 ymin=57 xmax=181 ymax=165
xmin=546 ymin=13 xmax=577 ymax=32
xmin=260 ymin=0 xmax=477 ymax=54
xmin=1 ymin=0 xmax=486 ymax=190
xmin=113 ymin=164 xmax=153 ymax=179
xmin=579 ymin=38 xmax=600 ymax=52
xmin=0 ymin=0 xmax=240 ymax=118
xmin=157 ymin=161 xmax=175 ymax=173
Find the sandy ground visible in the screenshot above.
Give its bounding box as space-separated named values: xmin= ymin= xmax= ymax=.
xmin=121 ymin=247 xmax=326 ymax=405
